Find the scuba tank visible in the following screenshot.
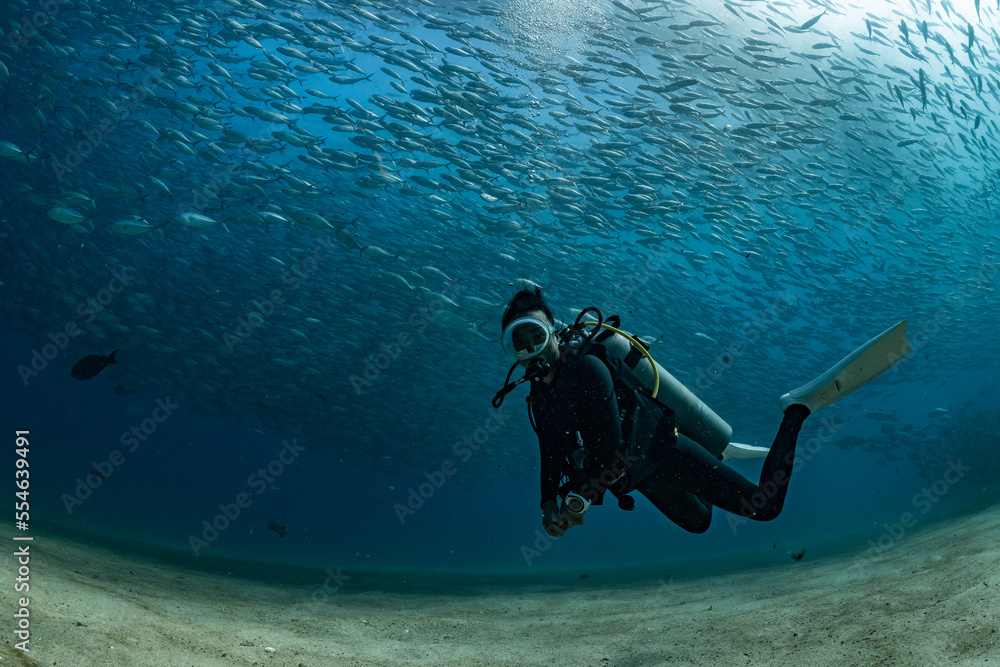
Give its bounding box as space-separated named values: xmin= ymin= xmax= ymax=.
xmin=590 ymin=328 xmax=732 ymax=459
xmin=493 ymin=307 xmax=733 ymax=460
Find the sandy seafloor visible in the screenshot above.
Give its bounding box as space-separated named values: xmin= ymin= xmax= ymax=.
xmin=3 ymin=505 xmax=1000 ymax=667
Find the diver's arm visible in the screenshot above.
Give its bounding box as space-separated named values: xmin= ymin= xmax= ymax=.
xmin=573 ymin=355 xmax=626 ymax=505
xmin=534 ymin=403 xmax=571 ymax=507
xmin=538 ymin=438 xmax=563 ymax=508
xmin=538 ymin=427 xmax=571 ymax=536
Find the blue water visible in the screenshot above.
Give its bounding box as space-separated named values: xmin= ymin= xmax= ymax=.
xmin=5 ymin=327 xmax=997 ymax=574
xmin=1 ymin=0 xmax=999 ymax=578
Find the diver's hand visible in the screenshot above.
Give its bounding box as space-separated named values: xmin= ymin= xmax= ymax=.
xmin=556 ymin=508 xmax=585 ymax=531
xmin=542 ymin=500 xmax=566 ymax=537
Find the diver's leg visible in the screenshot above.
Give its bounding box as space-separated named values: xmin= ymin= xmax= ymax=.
xmin=658 ymin=406 xmax=811 ymax=521
xmin=636 ymin=470 xmax=712 ymax=533
xmin=750 ymin=404 xmax=811 ymax=519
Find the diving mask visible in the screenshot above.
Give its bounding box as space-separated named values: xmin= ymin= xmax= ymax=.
xmin=500 ymin=316 xmax=554 ymax=360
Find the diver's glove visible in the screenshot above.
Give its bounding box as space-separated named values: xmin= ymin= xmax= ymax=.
xmin=542 ymin=500 xmax=565 ymax=537
xmin=554 ymin=492 xmax=591 ymax=533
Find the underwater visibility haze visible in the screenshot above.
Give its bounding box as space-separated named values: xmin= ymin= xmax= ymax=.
xmin=1 ymin=0 xmax=1000 ymax=662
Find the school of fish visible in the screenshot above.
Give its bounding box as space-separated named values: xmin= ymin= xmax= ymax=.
xmin=0 ymin=0 xmax=997 ymax=480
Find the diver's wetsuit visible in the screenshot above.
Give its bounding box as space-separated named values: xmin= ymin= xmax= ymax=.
xmin=529 ymin=354 xmax=811 ymax=532
xmin=530 ymin=355 xmax=628 ymax=508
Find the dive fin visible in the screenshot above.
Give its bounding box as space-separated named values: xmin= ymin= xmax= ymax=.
xmin=779 ymin=320 xmax=911 ymax=413
xmin=721 ymin=442 xmax=770 ymax=460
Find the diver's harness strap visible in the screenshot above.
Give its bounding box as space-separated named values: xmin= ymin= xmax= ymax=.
xmin=495 ymin=307 xmax=678 ymax=511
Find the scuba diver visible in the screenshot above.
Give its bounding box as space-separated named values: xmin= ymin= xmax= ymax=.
xmin=493 ymin=285 xmax=911 ymax=537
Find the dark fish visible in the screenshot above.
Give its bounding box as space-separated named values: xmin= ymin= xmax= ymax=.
xmin=791 ymin=550 xmax=806 ymax=561
xmin=660 ymin=78 xmax=700 ymax=93
xmin=809 ymin=63 xmax=830 ymax=85
xmin=90 ymin=471 xmax=106 ymax=480
xmin=113 ymin=383 xmax=134 ymax=396
xmin=798 ymin=11 xmax=825 ymax=31
xmin=267 ymin=521 xmax=288 ymax=538
xmin=899 ymin=19 xmax=909 ymax=45
xmin=71 ymin=350 xmax=119 ymax=380
xmin=944 ymin=41 xmax=956 ymax=65
xmin=866 ymin=408 xmax=900 ymax=420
